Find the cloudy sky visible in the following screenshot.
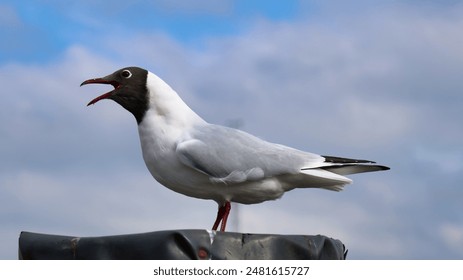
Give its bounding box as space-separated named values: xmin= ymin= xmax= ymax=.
xmin=1 ymin=0 xmax=462 ymax=259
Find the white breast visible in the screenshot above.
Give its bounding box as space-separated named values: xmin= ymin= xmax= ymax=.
xmin=137 ymin=72 xmax=215 ymax=198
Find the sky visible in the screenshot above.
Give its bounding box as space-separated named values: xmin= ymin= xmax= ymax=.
xmin=1 ymin=0 xmax=462 ymax=260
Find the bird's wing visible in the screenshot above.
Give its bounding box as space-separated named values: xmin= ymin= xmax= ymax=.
xmin=175 ymin=124 xmax=324 ymax=184
xmin=317 ymin=155 xmax=390 ymax=175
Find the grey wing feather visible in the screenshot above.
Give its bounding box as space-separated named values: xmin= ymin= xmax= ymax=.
xmin=176 ymin=124 xmax=323 ymax=184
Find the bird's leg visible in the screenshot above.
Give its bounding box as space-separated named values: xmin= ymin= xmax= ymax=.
xmin=220 ymin=201 xmax=231 ymax=232
xmin=212 ymin=205 xmax=225 ymax=231
xmin=211 ymin=201 xmax=231 ymax=231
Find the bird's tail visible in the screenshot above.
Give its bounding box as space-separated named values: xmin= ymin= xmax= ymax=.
xmin=297 ymin=155 xmax=390 ymax=192
xmin=298 ymin=168 xmax=352 ymax=192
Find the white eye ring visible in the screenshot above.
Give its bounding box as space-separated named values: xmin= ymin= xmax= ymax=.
xmin=121 ymin=69 xmax=132 ymax=79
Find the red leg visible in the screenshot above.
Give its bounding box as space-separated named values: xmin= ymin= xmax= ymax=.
xmin=220 ymin=202 xmax=231 ymax=231
xmin=211 ymin=202 xmax=231 ymax=231
xmin=212 ymin=204 xmax=225 ymax=231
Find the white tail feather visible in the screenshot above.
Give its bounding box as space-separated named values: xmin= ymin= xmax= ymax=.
xmin=298 ymin=169 xmax=352 ymax=192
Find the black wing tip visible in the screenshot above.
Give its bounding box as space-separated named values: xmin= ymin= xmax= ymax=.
xmin=322 ymin=155 xmax=375 ymax=164
xmin=378 ymin=165 xmax=391 ymax=171
xmin=322 ymin=155 xmax=391 ymax=170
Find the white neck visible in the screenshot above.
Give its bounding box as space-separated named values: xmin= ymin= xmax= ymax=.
xmin=143 ymin=71 xmax=206 ymax=128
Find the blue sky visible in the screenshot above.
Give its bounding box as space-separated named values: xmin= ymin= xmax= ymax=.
xmin=1 ymin=0 xmax=463 ymax=260
xmin=1 ymin=0 xmax=301 ymax=63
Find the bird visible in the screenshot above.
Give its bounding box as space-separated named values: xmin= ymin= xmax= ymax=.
xmin=81 ymin=66 xmax=389 ymax=232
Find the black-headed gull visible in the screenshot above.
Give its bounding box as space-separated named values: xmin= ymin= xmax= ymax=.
xmin=81 ymin=66 xmax=389 ymax=231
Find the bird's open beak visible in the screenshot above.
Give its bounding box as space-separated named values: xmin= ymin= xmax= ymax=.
xmin=80 ymin=78 xmax=121 ymax=106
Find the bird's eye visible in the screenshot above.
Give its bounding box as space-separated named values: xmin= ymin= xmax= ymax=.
xmin=121 ymin=69 xmax=132 ymax=79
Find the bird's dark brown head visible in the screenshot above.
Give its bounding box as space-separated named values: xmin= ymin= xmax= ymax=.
xmin=81 ymin=66 xmax=149 ymax=123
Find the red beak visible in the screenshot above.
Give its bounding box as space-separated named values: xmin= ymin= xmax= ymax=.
xmin=80 ymin=78 xmax=121 ymax=106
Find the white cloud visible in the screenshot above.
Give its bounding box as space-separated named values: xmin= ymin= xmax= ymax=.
xmin=439 ymin=223 xmax=463 ymax=256
xmin=414 ymin=147 xmax=463 ymax=174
